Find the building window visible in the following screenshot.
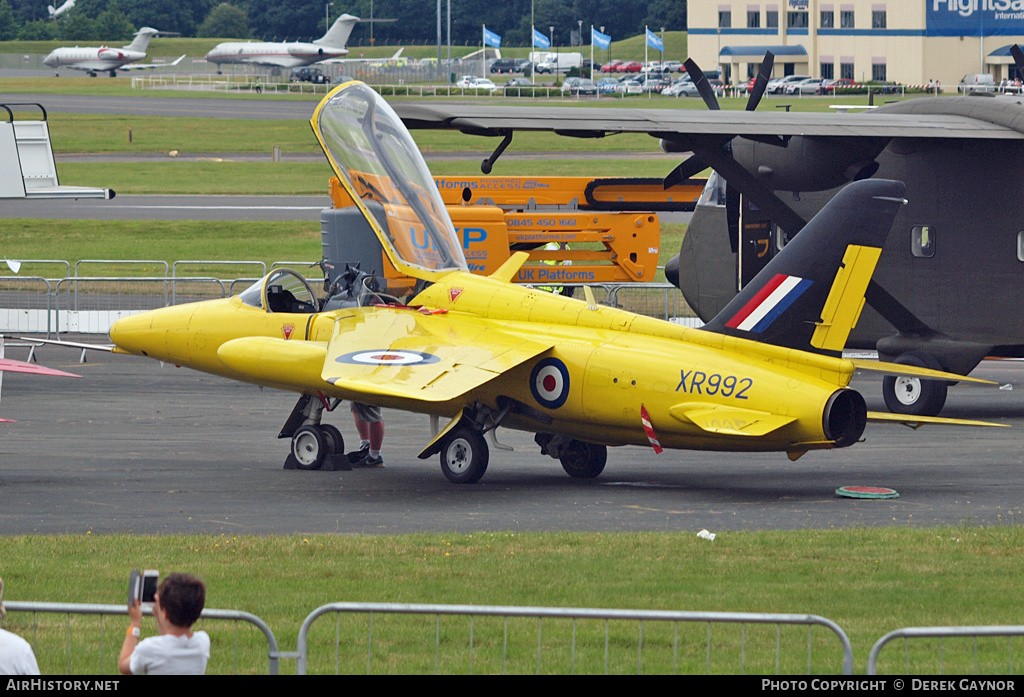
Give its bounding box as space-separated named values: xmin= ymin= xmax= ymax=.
xmin=872 ymin=10 xmax=887 ymax=28
xmin=841 ymin=10 xmax=855 ymax=28
xmin=821 ymin=62 xmax=834 ymax=79
xmin=766 ymin=10 xmax=779 ymax=27
xmin=841 ymin=62 xmax=855 ymax=80
xmin=1017 ymin=231 xmax=1024 ymax=261
xmin=821 ymin=10 xmax=835 ymax=27
xmin=912 ymin=226 xmax=935 ymax=258
xmin=747 ymin=10 xmax=760 ymax=28
xmin=719 ymin=11 xmax=732 ymax=28
xmin=788 ymin=11 xmax=808 ymax=28
xmin=872 ymin=63 xmax=887 ymax=81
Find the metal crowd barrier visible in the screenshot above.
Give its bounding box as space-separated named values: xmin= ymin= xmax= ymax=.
xmin=868 ymin=625 xmax=1024 ymax=675
xmin=3 ymin=601 xmax=281 ymax=675
xmin=295 ymin=603 xmax=854 ymax=675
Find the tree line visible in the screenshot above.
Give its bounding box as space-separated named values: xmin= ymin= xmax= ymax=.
xmin=0 ymin=0 xmax=686 ymax=45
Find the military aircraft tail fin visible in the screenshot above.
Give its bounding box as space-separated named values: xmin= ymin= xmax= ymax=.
xmin=702 ymin=178 xmax=906 ymax=354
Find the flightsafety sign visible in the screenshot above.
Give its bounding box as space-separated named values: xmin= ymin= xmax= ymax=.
xmin=927 ymin=0 xmax=1024 ymax=35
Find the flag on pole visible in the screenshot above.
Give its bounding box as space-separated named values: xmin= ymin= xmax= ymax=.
xmin=483 ymin=26 xmax=502 ymax=48
xmin=532 ymin=27 xmax=550 ymax=49
xmin=646 ymin=27 xmax=664 ymax=52
xmin=592 ymin=27 xmax=611 ymax=50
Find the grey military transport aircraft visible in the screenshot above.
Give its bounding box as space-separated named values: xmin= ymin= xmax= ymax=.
xmin=393 ymin=48 xmax=1024 ymax=417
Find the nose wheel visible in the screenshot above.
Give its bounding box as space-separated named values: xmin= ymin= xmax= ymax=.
xmin=281 ymin=394 xmax=350 ymax=470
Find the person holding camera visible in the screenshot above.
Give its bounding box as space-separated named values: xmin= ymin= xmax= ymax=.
xmin=118 ymin=573 xmax=210 ymax=675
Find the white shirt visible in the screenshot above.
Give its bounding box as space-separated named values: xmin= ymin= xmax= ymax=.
xmin=129 ymin=631 xmax=210 ymax=675
xmin=0 ymin=628 xmax=40 ymax=675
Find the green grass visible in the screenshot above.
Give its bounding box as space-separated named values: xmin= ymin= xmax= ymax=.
xmin=1 ymin=527 xmax=1022 ymax=674
xmin=0 ymin=219 xmax=321 ymax=265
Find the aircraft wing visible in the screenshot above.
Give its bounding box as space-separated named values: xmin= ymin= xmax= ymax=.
xmin=392 ymin=102 xmax=1024 ymax=141
xmin=0 ymin=357 xmax=80 ymax=378
xmin=120 ymin=54 xmax=186 ymax=71
xmin=320 ymin=308 xmax=553 ymax=403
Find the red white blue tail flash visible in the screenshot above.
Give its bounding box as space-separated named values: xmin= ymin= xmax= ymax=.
xmin=725 ymin=273 xmax=813 ymax=333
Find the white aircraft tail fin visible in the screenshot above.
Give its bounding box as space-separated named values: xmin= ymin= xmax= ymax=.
xmin=315 ymin=13 xmax=358 ymax=49
xmin=391 ymin=47 xmax=404 ymax=59
xmin=124 ymin=27 xmax=159 ymax=53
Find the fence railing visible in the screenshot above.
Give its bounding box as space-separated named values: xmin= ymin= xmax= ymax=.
xmin=868 ymin=625 xmax=1024 ymax=675
xmin=296 ymin=602 xmax=854 ymax=675
xmin=3 ymin=601 xmax=281 ymax=675
xmin=0 ymin=260 xmax=701 ymax=338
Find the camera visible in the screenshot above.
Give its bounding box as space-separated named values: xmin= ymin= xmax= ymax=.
xmin=128 ymin=570 xmax=159 ymax=610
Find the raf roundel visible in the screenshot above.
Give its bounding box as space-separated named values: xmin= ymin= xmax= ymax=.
xmin=530 ymin=357 xmax=570 ymax=409
xmin=336 ymin=350 xmax=441 ymax=366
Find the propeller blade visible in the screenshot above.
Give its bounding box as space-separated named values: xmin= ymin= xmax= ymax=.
xmin=663 ymin=155 xmax=708 ymax=190
xmin=1012 ymin=44 xmax=1024 ymax=75
xmin=725 ymin=184 xmax=740 ymax=254
xmin=683 ymin=58 xmax=720 ymax=111
xmin=746 ymin=51 xmax=775 ymax=111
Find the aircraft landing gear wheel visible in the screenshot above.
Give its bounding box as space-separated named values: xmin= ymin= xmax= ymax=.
xmin=320 ymin=424 xmax=344 ymax=456
xmin=559 ymin=440 xmax=607 ymax=479
xmin=440 ymin=427 xmax=488 ymax=484
xmin=882 ymin=353 xmax=948 ymax=417
xmin=291 ymin=425 xmax=328 ymax=470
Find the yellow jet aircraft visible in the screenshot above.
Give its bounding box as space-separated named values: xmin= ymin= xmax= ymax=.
xmin=107 ymin=82 xmax=1001 ymax=483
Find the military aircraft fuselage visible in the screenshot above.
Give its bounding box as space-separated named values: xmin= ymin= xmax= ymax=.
xmin=678 ymin=96 xmax=1024 ymax=377
xmin=110 ymin=270 xmax=863 ymax=456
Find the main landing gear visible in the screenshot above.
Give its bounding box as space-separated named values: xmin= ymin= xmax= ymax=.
xmin=881 ymin=352 xmax=948 ymax=417
xmin=280 ymin=393 xmax=351 ymax=471
xmin=420 ymin=403 xmax=609 ymax=484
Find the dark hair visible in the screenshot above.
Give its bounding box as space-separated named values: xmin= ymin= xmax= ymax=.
xmin=157 ymin=573 xmax=206 ymax=628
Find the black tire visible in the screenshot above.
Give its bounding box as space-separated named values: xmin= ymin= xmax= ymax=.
xmin=320 ymin=424 xmax=344 ymax=456
xmin=291 ymin=425 xmax=327 ymax=470
xmin=559 ymin=440 xmax=607 ymax=479
xmin=439 ymin=427 xmax=489 ymax=484
xmin=882 ymin=353 xmax=948 ymax=417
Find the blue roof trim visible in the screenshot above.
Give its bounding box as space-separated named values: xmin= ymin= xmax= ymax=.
xmin=720 ymin=45 xmax=808 ymax=57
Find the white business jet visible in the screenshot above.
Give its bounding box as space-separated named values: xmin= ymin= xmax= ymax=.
xmin=42 ymin=27 xmax=182 ymax=77
xmin=205 ymin=13 xmax=359 ymax=72
xmin=47 ymin=0 xmax=75 ymax=19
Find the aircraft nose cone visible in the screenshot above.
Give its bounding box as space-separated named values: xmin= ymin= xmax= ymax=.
xmin=109 ymin=304 xmax=196 ymax=359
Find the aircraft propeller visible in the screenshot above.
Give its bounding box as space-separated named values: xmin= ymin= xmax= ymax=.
xmin=662 ymin=52 xmax=780 ymax=253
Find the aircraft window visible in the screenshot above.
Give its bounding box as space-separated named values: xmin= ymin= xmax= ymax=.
xmin=912 ymin=226 xmax=935 ymax=258
xmin=237 ymin=270 xmax=319 ymax=313
xmin=1017 ymin=231 xmax=1024 ymax=262
xmin=238 ymin=278 xmax=264 ymax=308
xmin=697 ymin=171 xmax=727 ymax=207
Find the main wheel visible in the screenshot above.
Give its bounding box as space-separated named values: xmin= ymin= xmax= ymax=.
xmin=291 ymin=425 xmax=327 ymax=470
xmin=559 ymin=440 xmax=607 ymax=479
xmin=882 ymin=353 xmax=948 ymax=417
xmin=319 ymin=424 xmax=344 ymax=456
xmin=439 ymin=427 xmax=489 ymax=484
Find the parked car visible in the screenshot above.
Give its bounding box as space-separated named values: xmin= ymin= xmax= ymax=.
xmin=818 ymin=78 xmax=858 ymax=94
xmin=596 ymin=77 xmax=620 ymax=94
xmin=561 ymin=77 xmax=581 ymax=93
xmin=456 ymin=76 xmax=498 ymax=91
xmin=504 ymin=77 xmax=533 ymax=88
xmin=767 ymin=74 xmax=810 ymax=94
xmin=572 ymin=78 xmax=598 ymax=95
xmin=642 ymin=76 xmax=673 ymax=93
xmin=661 ymin=76 xmax=693 ymax=97
xmin=582 ymin=59 xmax=601 ymax=73
xmin=661 ymin=60 xmax=683 ymax=73
xmin=618 ymin=61 xmax=642 ymax=73
xmin=615 ymin=79 xmax=643 ymax=95
xmin=490 ymin=58 xmax=518 ymax=74
xmin=290 ymin=67 xmax=330 ymax=84
xmin=601 ymin=60 xmax=623 ymax=73
xmin=959 ymin=73 xmax=995 ymax=93
xmin=670 ymin=78 xmax=723 ymax=98
xmin=785 ymin=77 xmax=823 ymax=95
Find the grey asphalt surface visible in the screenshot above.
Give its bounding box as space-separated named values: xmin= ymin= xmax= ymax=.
xmin=0 ymin=346 xmax=1020 ymax=535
